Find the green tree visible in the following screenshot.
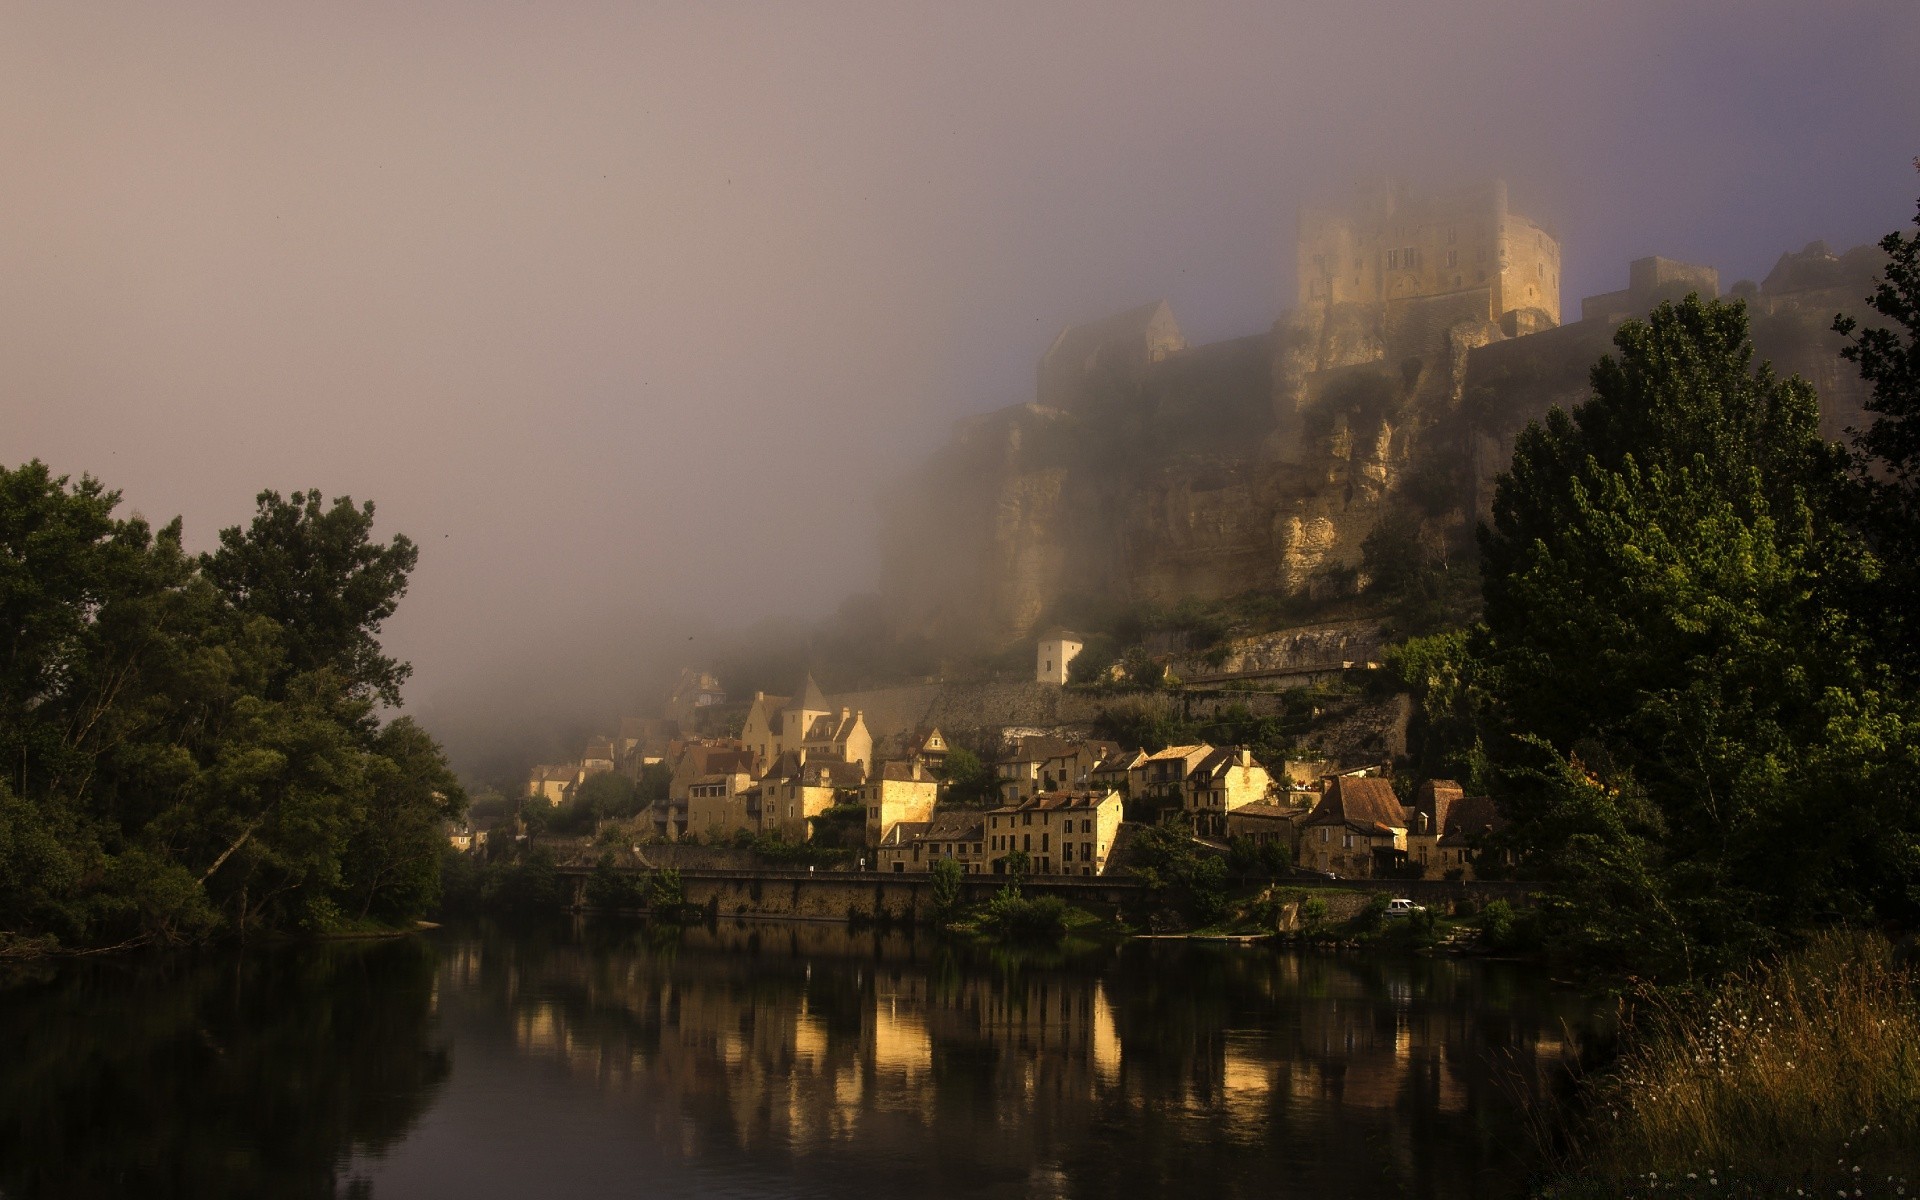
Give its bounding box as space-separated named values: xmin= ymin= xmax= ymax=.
xmin=0 ymin=462 xmax=462 ymax=950
xmin=1835 ymin=169 xmax=1920 ymax=678
xmin=202 ymin=489 xmax=418 ymax=706
xmin=928 ymin=855 xmax=964 ymax=921
xmin=935 ymin=746 xmax=995 ymax=806
xmin=1478 ymin=298 xmax=1915 ymax=977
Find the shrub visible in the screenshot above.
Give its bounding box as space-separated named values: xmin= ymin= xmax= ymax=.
xmin=977 ymin=887 xmax=1069 ymax=941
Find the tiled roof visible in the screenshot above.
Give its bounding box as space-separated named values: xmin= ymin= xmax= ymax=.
xmin=1304 ymin=776 xmax=1408 ymax=834
xmin=988 ymin=788 xmax=1119 ymax=815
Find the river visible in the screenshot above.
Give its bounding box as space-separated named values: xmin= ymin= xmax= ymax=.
xmin=0 ymin=919 xmax=1608 ymax=1199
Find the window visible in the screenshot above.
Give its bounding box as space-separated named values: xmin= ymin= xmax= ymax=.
xmin=1023 ymin=834 xmax=1031 ymax=851
xmin=1063 ymin=845 xmax=1073 ymax=862
xmin=1386 ymin=249 xmax=1398 ymax=269
xmin=1447 ymin=225 xmax=1457 ymax=244
xmin=1343 ymin=833 xmax=1353 ymax=849
xmin=1041 ymin=833 xmax=1049 ymax=851
xmin=1446 ymin=250 xmax=1457 ymax=268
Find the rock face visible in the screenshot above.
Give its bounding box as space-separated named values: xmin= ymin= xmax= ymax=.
xmin=879 ymin=242 xmax=1886 ymax=651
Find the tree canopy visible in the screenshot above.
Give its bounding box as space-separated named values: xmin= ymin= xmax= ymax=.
xmin=1458 ymin=296 xmax=1919 ymax=978
xmin=0 ymin=465 xmax=460 ymax=954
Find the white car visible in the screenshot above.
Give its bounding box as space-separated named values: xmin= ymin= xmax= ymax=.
xmin=1383 ymin=898 xmax=1426 ymax=919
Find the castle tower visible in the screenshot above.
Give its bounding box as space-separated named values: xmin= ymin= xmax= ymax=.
xmin=1296 ymin=180 xmax=1561 ymax=328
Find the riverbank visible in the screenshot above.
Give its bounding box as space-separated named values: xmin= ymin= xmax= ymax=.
xmin=1540 ymin=930 xmax=1920 ymax=1196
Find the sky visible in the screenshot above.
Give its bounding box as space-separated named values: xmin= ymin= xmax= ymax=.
xmin=3 ymin=1 xmax=1916 ymax=773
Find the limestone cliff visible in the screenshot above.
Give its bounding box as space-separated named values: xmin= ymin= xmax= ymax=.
xmin=879 ymin=241 xmax=1886 ymax=651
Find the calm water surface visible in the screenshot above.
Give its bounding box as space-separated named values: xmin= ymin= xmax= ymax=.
xmin=0 ymin=919 xmax=1607 ymax=1199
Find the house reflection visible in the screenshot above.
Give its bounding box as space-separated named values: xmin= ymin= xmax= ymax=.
xmin=444 ymin=920 xmax=1597 ymax=1195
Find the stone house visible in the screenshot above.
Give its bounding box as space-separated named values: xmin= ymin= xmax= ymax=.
xmin=527 ymin=763 xmax=579 ymax=806
xmin=1035 ymin=628 xmax=1084 ymax=685
xmin=800 ymin=708 xmax=873 ymax=772
xmin=1090 ymin=748 xmax=1146 ymax=796
xmin=741 ymin=677 xmax=874 ymax=772
xmin=582 ymin=736 xmax=616 ymax=778
xmin=874 ymin=811 xmax=988 ymax=874
xmin=862 ymin=759 xmax=939 ymax=846
xmin=1185 ymin=748 xmax=1276 ymax=838
xmin=684 ymin=770 xmax=756 ymax=841
xmin=1404 ymin=778 xmax=1464 ymax=875
xmin=995 ymin=736 xmax=1102 ymax=805
xmin=1129 ymin=744 xmax=1215 ymax=814
xmin=615 ymin=716 xmax=678 ymax=776
xmin=983 ymin=789 xmax=1124 ymax=877
xmin=1299 ymin=776 xmax=1411 ymax=878
xmin=1224 ymin=802 xmax=1302 ymax=856
xmin=757 ymin=751 xmax=864 ymax=842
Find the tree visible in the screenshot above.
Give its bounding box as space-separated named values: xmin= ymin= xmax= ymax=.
xmin=1835 ymin=166 xmax=1920 ymax=678
xmin=928 ymin=856 xmax=964 ymax=921
xmin=1477 ymin=298 xmax=1914 ymax=976
xmin=0 ymin=462 xmax=462 ymax=950
xmin=202 ymin=489 xmax=417 ymax=706
xmin=935 ymin=747 xmax=995 ymax=806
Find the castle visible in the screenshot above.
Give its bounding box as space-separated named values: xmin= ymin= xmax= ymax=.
xmin=877 ymin=179 xmax=1880 ymax=649
xmin=1297 ymin=179 xmax=1561 ymax=330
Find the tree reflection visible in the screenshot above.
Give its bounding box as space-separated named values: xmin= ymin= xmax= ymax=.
xmin=0 ymin=938 xmax=448 ymax=1199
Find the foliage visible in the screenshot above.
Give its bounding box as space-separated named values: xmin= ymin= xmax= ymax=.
xmin=0 ymin=463 xmax=463 ymax=951
xmin=585 ymin=853 xmax=648 ymax=909
xmin=935 ymin=746 xmax=997 ymax=807
xmin=928 ymin=856 xmax=964 ymax=920
xmin=976 ymin=886 xmax=1070 ymax=941
xmin=1225 ymin=835 xmax=1291 ymax=877
xmin=806 ymin=802 xmax=867 ymax=849
xmin=1474 ymin=298 xmax=1918 ymax=979
xmin=1123 ymin=819 xmax=1229 ymax=930
xmin=547 ymin=771 xmax=639 ymax=835
xmin=1835 ymin=167 xmax=1920 ymax=682
xmin=1562 ymin=930 xmax=1920 ymax=1191
xmin=1472 ymin=898 xmax=1543 ymax=954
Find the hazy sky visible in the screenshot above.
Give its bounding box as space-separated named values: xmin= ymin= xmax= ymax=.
xmin=4 ymin=1 xmax=1916 ymax=766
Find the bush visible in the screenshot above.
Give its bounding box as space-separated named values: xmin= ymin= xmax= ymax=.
xmin=585 ymin=854 xmax=647 ymax=909
xmin=977 ymin=887 xmax=1070 ymax=941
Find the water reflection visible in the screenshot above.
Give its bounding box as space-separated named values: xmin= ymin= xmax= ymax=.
xmin=383 ymin=920 xmax=1600 ymax=1199
xmin=0 ymin=938 xmax=447 ymax=1200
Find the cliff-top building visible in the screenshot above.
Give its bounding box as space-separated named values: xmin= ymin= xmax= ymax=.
xmin=1296 ymin=179 xmax=1561 ymax=330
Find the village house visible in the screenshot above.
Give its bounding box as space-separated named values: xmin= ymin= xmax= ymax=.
xmin=1436 ymin=791 xmax=1505 ymax=875
xmin=447 ymin=824 xmax=488 ymax=854
xmin=984 ymin=789 xmax=1124 ymax=877
xmin=1404 ymin=779 xmax=1464 ymax=874
xmin=997 ymin=737 xmax=1115 ymax=805
xmin=615 ymin=716 xmax=678 ymax=776
xmin=1035 ymin=628 xmax=1084 ymax=685
xmin=1224 ymin=801 xmax=1302 ymax=855
xmin=665 ymin=668 xmax=726 ymax=726
xmin=684 ymin=769 xmax=756 ymax=840
xmin=741 ymin=678 xmax=875 ymax=773
xmin=757 ymin=751 xmax=864 ymax=842
xmin=655 ymin=741 xmax=757 ymax=840
xmin=1129 ymin=744 xmax=1215 ymax=814
xmin=861 ymin=759 xmax=939 ymax=846
xmin=1185 ymin=747 xmax=1276 ymax=838
xmin=874 ymin=810 xmax=988 ymax=874
xmin=800 ymin=707 xmax=873 ymax=771
xmin=527 ymin=763 xmax=579 ymax=806
xmin=582 ymin=736 xmax=616 ymax=777
xmin=898 ymin=725 xmax=949 ymax=772
xmin=1299 ymin=775 xmax=1411 ymax=878
xmin=1089 ymin=747 xmax=1146 ymax=796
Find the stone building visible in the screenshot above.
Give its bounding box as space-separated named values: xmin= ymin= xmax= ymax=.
xmin=984 ymin=789 xmax=1124 ymax=877
xmin=1035 ymin=628 xmax=1084 ymax=685
xmin=1296 ymin=179 xmax=1561 ymax=328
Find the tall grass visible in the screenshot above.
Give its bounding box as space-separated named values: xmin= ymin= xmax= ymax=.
xmin=1555 ymin=930 xmax=1920 ymax=1195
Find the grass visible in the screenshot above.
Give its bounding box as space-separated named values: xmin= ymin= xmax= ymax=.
xmin=1549 ymin=929 xmax=1920 ymax=1196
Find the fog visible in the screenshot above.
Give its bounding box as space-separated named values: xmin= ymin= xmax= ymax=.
xmin=3 ymin=1 xmax=1916 ymax=779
